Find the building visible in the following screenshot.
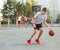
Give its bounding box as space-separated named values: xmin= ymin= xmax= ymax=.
xmin=35 ymin=0 xmax=60 ymax=22
xmin=49 ymin=0 xmax=59 ymax=22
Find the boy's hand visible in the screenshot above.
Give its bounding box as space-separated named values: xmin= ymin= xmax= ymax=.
xmin=33 ymin=24 xmax=36 ymax=28
xmin=49 ymin=27 xmax=55 ymax=33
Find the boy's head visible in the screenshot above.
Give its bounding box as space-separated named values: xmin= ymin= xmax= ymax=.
xmin=41 ymin=7 xmax=47 ymax=15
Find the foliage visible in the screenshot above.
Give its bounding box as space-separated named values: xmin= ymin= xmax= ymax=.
xmin=2 ymin=0 xmax=16 ymax=18
xmin=1 ymin=0 xmax=43 ymax=24
xmin=46 ymin=10 xmax=52 ymax=23
xmin=56 ymin=14 xmax=60 ymax=23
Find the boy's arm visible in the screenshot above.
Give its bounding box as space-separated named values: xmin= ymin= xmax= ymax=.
xmin=43 ymin=20 xmax=52 ymax=30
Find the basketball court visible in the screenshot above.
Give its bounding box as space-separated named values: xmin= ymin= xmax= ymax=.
xmin=0 ymin=26 xmax=60 ymax=50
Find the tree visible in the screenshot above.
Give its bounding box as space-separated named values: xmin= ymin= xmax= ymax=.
xmin=2 ymin=0 xmax=16 ymax=25
xmin=2 ymin=0 xmax=41 ymax=25
xmin=23 ymin=0 xmax=39 ymax=17
xmin=47 ymin=10 xmax=52 ymax=24
xmin=56 ymin=14 xmax=60 ymax=23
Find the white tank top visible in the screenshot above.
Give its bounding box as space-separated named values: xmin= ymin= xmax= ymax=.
xmin=34 ymin=12 xmax=47 ymax=24
xmin=18 ymin=16 xmax=22 ymax=21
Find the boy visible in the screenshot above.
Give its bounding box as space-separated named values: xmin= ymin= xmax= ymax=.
xmin=27 ymin=7 xmax=54 ymax=45
xmin=23 ymin=16 xmax=28 ymax=28
xmin=18 ymin=14 xmax=22 ymax=26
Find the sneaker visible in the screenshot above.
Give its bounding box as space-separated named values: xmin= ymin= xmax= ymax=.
xmin=27 ymin=40 xmax=31 ymax=45
xmin=35 ymin=39 xmax=40 ymax=44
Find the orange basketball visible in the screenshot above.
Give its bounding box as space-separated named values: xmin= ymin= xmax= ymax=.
xmin=49 ymin=30 xmax=55 ymax=36
xmin=24 ymin=16 xmax=27 ymax=21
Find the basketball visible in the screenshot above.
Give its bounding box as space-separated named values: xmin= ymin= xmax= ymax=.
xmin=49 ymin=30 xmax=55 ymax=36
xmin=24 ymin=16 xmax=27 ymax=22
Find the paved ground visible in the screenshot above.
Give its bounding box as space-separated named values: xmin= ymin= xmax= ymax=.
xmin=0 ymin=26 xmax=60 ymax=50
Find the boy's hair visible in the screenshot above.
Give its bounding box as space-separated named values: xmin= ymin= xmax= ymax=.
xmin=42 ymin=7 xmax=47 ymax=11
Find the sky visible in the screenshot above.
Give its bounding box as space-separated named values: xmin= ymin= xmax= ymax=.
xmin=17 ymin=0 xmax=49 ymax=8
xmin=0 ymin=0 xmax=49 ymax=9
xmin=0 ymin=0 xmax=4 ymax=9
xmin=34 ymin=0 xmax=49 ymax=7
xmin=0 ymin=0 xmax=60 ymax=12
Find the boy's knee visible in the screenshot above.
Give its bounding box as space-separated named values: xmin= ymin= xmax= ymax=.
xmin=40 ymin=28 xmax=43 ymax=32
xmin=34 ymin=30 xmax=37 ymax=33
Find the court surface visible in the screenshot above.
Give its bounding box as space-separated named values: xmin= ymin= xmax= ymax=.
xmin=0 ymin=26 xmax=60 ymax=50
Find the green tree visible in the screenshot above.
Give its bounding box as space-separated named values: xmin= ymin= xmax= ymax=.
xmin=2 ymin=0 xmax=41 ymax=25
xmin=2 ymin=0 xmax=16 ymax=25
xmin=56 ymin=14 xmax=60 ymax=23
xmin=47 ymin=10 xmax=52 ymax=23
xmin=23 ymin=0 xmax=40 ymax=17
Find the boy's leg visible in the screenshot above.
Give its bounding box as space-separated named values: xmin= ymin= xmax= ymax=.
xmin=25 ymin=21 xmax=28 ymax=28
xmin=37 ymin=28 xmax=43 ymax=39
xmin=18 ymin=21 xmax=20 ymax=27
xmin=27 ymin=29 xmax=36 ymax=44
xmin=29 ymin=29 xmax=36 ymax=40
xmin=35 ymin=28 xmax=43 ymax=44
